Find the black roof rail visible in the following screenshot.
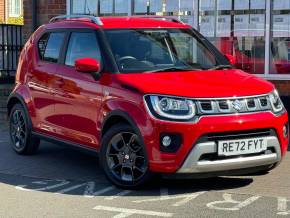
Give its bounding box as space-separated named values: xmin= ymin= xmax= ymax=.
xmin=133 ymin=16 xmax=185 ymax=24
xmin=49 ymin=15 xmax=103 ymax=26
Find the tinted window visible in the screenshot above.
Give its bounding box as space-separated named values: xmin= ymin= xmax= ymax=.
xmin=43 ymin=32 xmax=65 ymax=63
xmin=65 ymin=32 xmax=102 ymax=66
xmin=38 ymin=33 xmax=49 ymax=60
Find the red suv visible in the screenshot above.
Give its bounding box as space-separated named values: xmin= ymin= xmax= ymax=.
xmin=7 ymin=15 xmax=289 ymax=188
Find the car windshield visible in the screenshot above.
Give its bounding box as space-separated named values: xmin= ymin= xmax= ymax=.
xmin=104 ymin=28 xmax=220 ymax=73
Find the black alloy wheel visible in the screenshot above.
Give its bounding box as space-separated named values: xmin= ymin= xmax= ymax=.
xmin=10 ymin=109 xmax=27 ymax=150
xmin=100 ymin=123 xmax=152 ymax=188
xmin=9 ymin=104 xmax=40 ymax=155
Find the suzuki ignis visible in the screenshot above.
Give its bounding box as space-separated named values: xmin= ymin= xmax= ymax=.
xmin=7 ymin=15 xmax=289 ymax=188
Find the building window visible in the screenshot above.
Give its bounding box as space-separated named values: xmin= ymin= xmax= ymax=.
xmin=9 ymin=0 xmax=21 ymax=17
xmin=71 ymin=0 xmax=97 ymax=15
xmin=67 ymin=0 xmax=290 ymax=78
xmin=270 ymin=0 xmax=290 ymax=75
xmin=199 ymin=0 xmax=267 ymax=75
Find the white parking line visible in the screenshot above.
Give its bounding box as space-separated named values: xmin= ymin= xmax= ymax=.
xmin=84 ymin=185 xmax=115 ymax=198
xmin=56 ymin=183 xmax=88 ymax=194
xmin=16 ymin=180 xmax=70 ymax=192
xmin=207 ymin=193 xmax=260 ymax=211
xmin=105 ymin=190 xmax=132 ymax=200
xmin=93 ymin=205 xmax=173 ymax=217
xmin=134 ymin=188 xmax=206 ymax=207
xmin=277 ymin=197 xmax=290 ymax=216
xmin=32 ymin=181 xmax=48 ymax=185
xmin=83 ymin=181 xmax=95 ymax=197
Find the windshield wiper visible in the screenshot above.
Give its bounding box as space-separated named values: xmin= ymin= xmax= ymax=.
xmin=145 ymin=67 xmax=200 ymax=73
xmin=208 ymin=65 xmax=233 ymax=70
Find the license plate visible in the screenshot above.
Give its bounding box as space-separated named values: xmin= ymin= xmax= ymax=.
xmin=218 ymin=138 xmax=267 ymax=156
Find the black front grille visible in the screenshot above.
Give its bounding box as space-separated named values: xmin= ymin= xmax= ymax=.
xmin=205 ymin=128 xmax=274 ymax=142
xmin=196 ymin=129 xmax=276 ymax=162
xmin=200 ymin=101 xmax=212 ymax=111
xmin=219 ymin=101 xmax=229 ymax=110
xmin=259 ymin=97 xmax=268 ymax=107
xmin=195 ymin=94 xmax=271 ymax=115
xmin=197 ymin=129 xmax=276 ymax=161
xmin=247 ymin=99 xmax=256 ymax=108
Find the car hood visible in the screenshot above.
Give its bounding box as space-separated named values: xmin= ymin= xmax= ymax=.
xmin=114 ymin=69 xmax=274 ymax=98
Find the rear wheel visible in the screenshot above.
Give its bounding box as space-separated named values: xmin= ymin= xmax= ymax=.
xmin=9 ymin=104 xmax=40 ymax=155
xmin=100 ymin=123 xmax=151 ymax=189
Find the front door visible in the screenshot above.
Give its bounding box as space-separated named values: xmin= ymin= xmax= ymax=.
xmin=51 ymin=31 xmax=104 ymax=148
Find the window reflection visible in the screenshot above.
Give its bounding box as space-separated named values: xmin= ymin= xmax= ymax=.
xmin=199 ymin=0 xmax=266 ymax=74
xmin=270 ymin=0 xmax=290 ymax=74
xmin=68 ymin=0 xmax=290 ymax=76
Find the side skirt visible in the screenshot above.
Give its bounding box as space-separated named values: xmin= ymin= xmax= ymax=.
xmin=32 ymin=131 xmax=99 ymax=157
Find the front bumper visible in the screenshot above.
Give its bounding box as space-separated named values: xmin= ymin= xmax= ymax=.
xmin=143 ymin=111 xmax=288 ymax=173
xmin=177 ymin=136 xmax=281 ymax=173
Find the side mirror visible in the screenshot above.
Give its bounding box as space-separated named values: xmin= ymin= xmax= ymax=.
xmin=75 ymin=58 xmax=101 ymax=80
xmin=224 ymin=54 xmax=236 ymax=66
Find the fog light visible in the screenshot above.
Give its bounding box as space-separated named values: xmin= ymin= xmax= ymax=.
xmin=283 ymin=123 xmax=289 ymax=138
xmin=160 ymin=133 xmax=182 ymax=153
xmin=162 ymin=136 xmax=172 ymax=147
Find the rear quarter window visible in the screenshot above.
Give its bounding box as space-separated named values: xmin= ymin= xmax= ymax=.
xmin=38 ymin=32 xmax=65 ymax=63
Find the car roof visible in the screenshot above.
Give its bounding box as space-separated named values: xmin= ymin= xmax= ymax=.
xmin=45 ymin=16 xmax=191 ymax=30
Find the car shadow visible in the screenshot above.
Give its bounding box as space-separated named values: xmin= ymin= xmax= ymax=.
xmin=0 ymin=136 xmax=258 ymax=198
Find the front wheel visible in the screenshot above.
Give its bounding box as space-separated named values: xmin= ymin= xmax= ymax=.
xmin=100 ymin=123 xmax=152 ymax=189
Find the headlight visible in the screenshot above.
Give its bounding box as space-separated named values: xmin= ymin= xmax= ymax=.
xmin=269 ymin=90 xmax=284 ymax=114
xmin=145 ymin=95 xmax=196 ymax=121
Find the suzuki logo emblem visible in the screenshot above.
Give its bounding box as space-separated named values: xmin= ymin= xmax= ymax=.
xmin=232 ymin=100 xmax=243 ymax=111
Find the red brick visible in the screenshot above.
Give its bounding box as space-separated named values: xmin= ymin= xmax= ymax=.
xmin=23 ymin=0 xmax=66 ymax=42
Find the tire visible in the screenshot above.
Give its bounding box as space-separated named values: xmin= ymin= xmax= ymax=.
xmin=100 ymin=123 xmax=152 ymax=189
xmin=9 ymin=103 xmax=40 ymax=155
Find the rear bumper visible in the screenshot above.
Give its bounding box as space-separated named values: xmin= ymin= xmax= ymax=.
xmin=177 ymin=136 xmax=281 ymax=173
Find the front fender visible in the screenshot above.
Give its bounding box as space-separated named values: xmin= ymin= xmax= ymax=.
xmin=98 ymin=99 xmax=154 ymax=137
xmin=98 ymin=98 xmax=156 ymax=145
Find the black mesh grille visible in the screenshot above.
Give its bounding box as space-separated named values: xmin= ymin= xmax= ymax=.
xmin=259 ymin=97 xmax=268 ymax=107
xmin=200 ymin=101 xmax=212 ymax=111
xmin=218 ymin=101 xmax=229 ymax=110
xmin=197 ymin=129 xmax=276 ymax=161
xmin=247 ymin=99 xmax=256 ymax=108
xmin=204 ymin=128 xmax=273 ymax=141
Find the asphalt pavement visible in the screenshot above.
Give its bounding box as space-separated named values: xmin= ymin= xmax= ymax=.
xmin=0 ymin=121 xmax=290 ymax=218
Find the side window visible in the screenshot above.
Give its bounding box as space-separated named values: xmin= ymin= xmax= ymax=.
xmin=39 ymin=32 xmax=65 ymax=63
xmin=65 ymin=32 xmax=102 ymax=66
xmin=38 ymin=33 xmax=49 ymax=60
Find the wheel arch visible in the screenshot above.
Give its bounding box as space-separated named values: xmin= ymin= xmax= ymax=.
xmin=7 ymin=93 xmax=33 ymax=127
xmin=101 ymin=110 xmax=142 ymax=139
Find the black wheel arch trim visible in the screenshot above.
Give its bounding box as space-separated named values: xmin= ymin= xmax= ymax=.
xmin=7 ymin=93 xmax=33 ymax=128
xmin=101 ymin=110 xmax=143 ymax=139
xmin=101 ymin=110 xmax=149 ymax=161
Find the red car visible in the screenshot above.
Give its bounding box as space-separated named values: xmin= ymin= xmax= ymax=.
xmin=7 ymin=15 xmax=289 ymax=188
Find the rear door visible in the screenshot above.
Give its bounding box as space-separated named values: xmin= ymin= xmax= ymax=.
xmin=51 ymin=30 xmax=104 ymax=148
xmin=28 ymin=31 xmax=66 ymax=134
